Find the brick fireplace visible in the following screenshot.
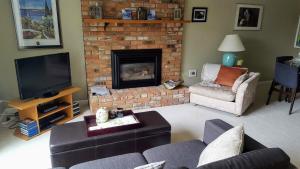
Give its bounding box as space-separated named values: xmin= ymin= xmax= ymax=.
xmin=81 ymin=0 xmax=189 ymax=111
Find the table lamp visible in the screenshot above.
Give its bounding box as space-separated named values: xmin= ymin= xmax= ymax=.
xmin=218 ymin=34 xmax=245 ymax=67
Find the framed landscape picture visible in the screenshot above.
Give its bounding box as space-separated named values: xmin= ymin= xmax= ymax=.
xmin=295 ymin=17 xmax=300 ymax=48
xmin=192 ymin=7 xmax=208 ymax=22
xmin=11 ymin=0 xmax=62 ymax=49
xmin=234 ymin=4 xmax=264 ymax=30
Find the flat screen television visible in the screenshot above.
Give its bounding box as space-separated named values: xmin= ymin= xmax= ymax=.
xmin=15 ymin=53 xmax=72 ymax=100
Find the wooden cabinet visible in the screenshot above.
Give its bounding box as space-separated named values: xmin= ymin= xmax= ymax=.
xmin=9 ymin=87 xmax=81 ymax=140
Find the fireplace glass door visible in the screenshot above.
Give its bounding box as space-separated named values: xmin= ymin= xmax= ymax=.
xmin=120 ymin=63 xmax=155 ymax=81
xmin=111 ymin=49 xmax=162 ymax=89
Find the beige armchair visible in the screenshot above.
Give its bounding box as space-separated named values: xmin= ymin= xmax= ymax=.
xmin=189 ymin=63 xmax=260 ymax=116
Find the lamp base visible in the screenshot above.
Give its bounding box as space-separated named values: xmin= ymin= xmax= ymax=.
xmin=222 ymin=53 xmax=236 ymax=67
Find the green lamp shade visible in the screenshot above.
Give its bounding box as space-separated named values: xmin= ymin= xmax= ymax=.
xmin=222 ymin=52 xmax=236 ymax=67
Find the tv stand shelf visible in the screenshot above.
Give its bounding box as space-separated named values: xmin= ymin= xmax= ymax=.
xmin=9 ymin=87 xmax=81 ymax=141
xmin=38 ymin=104 xmax=71 ymax=119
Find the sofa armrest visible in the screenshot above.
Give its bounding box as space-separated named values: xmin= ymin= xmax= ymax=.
xmin=203 ymin=119 xmax=266 ymax=151
xmin=235 ymin=72 xmax=260 ymax=116
xmin=203 ymin=119 xmax=232 ymax=145
xmin=197 ymin=148 xmax=290 ymax=169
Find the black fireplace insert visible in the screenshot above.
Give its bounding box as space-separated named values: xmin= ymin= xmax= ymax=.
xmin=111 ymin=49 xmax=162 ymax=89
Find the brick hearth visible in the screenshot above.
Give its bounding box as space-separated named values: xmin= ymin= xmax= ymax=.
xmin=90 ymin=86 xmax=189 ymax=113
xmin=81 ymin=0 xmax=189 ymax=110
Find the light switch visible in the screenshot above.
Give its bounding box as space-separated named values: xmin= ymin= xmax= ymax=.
xmin=188 ymin=69 xmax=197 ymax=77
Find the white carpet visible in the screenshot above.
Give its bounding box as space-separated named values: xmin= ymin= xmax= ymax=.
xmin=1 ymin=82 xmax=300 ymax=169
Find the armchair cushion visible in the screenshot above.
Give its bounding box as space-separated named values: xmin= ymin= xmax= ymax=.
xmin=201 ymin=63 xmax=221 ymax=82
xmin=189 ymin=83 xmax=236 ymax=102
xmin=232 ymin=73 xmax=249 ymax=93
xmin=215 ymin=66 xmax=247 ymax=87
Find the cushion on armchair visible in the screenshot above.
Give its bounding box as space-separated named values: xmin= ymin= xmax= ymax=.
xmin=189 ymin=83 xmax=236 ymax=102
xmin=201 ymin=63 xmax=221 ymax=82
xmin=215 ymin=66 xmax=247 ymax=87
xmin=232 ymin=73 xmax=249 ymax=93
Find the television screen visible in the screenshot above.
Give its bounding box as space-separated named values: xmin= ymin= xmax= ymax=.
xmin=15 ymin=53 xmax=72 ymax=100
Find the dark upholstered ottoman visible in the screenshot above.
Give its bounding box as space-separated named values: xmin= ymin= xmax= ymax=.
xmin=49 ymin=111 xmax=171 ymax=168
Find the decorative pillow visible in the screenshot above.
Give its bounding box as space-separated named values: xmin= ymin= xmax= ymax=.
xmin=215 ymin=66 xmax=247 ymax=87
xmin=197 ymin=126 xmax=244 ymax=167
xmin=134 ymin=161 xmax=165 ymax=169
xmin=232 ymin=73 xmax=249 ymax=93
xmin=201 ymin=63 xmax=221 ymax=82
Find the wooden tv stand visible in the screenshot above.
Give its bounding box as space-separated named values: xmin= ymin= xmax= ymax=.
xmin=9 ymin=87 xmax=81 ymax=141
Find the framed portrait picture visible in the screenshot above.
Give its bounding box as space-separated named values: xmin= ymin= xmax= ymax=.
xmin=11 ymin=0 xmax=63 ymax=49
xmin=295 ymin=17 xmax=300 ymax=48
xmin=192 ymin=7 xmax=208 ymax=22
xmin=234 ymin=4 xmax=264 ymax=31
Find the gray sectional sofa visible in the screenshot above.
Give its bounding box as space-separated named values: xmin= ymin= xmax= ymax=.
xmin=54 ymin=119 xmax=292 ymax=169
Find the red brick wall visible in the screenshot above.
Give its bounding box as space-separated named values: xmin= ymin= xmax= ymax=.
xmin=90 ymin=86 xmax=190 ymax=113
xmin=81 ymin=0 xmax=185 ymax=89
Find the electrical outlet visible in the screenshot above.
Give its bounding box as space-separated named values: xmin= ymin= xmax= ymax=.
xmin=188 ymin=69 xmax=197 ymax=77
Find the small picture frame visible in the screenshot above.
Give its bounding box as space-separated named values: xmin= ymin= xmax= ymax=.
xmin=174 ymin=8 xmax=182 ymax=20
xmin=122 ymin=8 xmax=132 ymax=20
xmin=147 ymin=9 xmax=156 ymax=20
xmin=89 ymin=3 xmax=103 ymax=19
xmin=294 ymin=16 xmax=300 ymax=48
xmin=234 ymin=4 xmax=264 ymax=31
xmin=192 ymin=7 xmax=208 ymax=22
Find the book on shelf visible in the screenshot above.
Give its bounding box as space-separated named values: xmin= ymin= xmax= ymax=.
xmin=18 ymin=118 xmax=37 ymax=129
xmin=20 ymin=128 xmax=38 ymax=137
xmin=18 ymin=118 xmax=39 ymax=137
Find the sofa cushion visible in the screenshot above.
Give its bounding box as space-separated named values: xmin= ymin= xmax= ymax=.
xmin=134 ymin=161 xmax=165 ymax=169
xmin=197 ymin=126 xmax=244 ymax=167
xmin=198 ymin=148 xmax=290 ymax=169
xmin=201 ymin=63 xmax=221 ymax=82
xmin=143 ymin=140 xmax=206 ymax=169
xmin=189 ymin=83 xmax=236 ymax=102
xmin=215 ymin=66 xmax=247 ymax=87
xmin=70 ymin=153 xmax=147 ymax=169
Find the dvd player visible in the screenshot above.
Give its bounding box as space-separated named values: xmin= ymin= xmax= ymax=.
xmin=39 ymin=112 xmax=67 ymax=131
xmin=38 ymin=101 xmax=70 ymax=114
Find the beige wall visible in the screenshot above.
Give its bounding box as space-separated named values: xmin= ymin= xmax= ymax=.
xmin=182 ymin=0 xmax=300 ymax=85
xmin=0 ymin=0 xmax=299 ymax=100
xmin=0 ymin=0 xmax=87 ymax=100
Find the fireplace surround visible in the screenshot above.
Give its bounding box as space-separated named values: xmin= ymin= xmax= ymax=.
xmin=111 ymin=49 xmax=162 ymax=89
xmin=82 ymin=0 xmax=189 ymax=111
xmin=81 ymin=0 xmax=185 ymax=89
